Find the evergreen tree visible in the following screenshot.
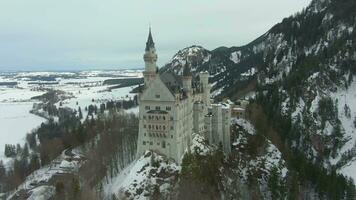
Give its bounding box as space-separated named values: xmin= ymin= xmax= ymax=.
xmin=22 ymin=144 xmax=29 ymax=158
xmin=78 ymin=106 xmax=83 ymax=119
xmin=29 ymin=154 xmax=40 ymax=172
xmin=71 ymin=178 xmax=81 ymax=198
xmin=268 ymin=166 xmax=281 ymax=199
xmin=4 ymin=144 xmax=16 ymax=157
xmin=0 ymin=160 xmax=5 ymax=179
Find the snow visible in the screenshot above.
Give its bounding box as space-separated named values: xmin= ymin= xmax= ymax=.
xmin=125 ymin=106 xmax=139 ymax=115
xmin=332 ymin=80 xmax=356 ymax=181
xmin=241 ymin=68 xmax=257 ymax=77
xmin=281 ymin=97 xmax=290 ymax=115
xmin=340 ymin=158 xmax=356 ymax=181
xmin=232 ymin=118 xmax=256 ymax=135
xmin=190 ymin=133 xmax=211 ymax=155
xmin=28 ymin=186 xmax=55 ymax=200
xmin=230 ymin=51 xmax=241 ymax=64
xmin=0 ymin=102 xmax=46 ymax=167
xmin=211 ymin=86 xmax=224 ymax=97
xmin=291 ymin=98 xmax=305 ymax=123
xmin=6 ymin=149 xmax=83 ymax=200
xmin=231 ymin=118 xmax=288 ymax=184
xmin=0 ymin=70 xmax=141 ymax=169
xmin=104 ymin=151 xmax=179 ymax=200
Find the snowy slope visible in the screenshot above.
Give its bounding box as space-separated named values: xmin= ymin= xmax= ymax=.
xmin=104 ymin=151 xmax=180 ymax=200
xmin=332 ymin=80 xmax=356 ymax=180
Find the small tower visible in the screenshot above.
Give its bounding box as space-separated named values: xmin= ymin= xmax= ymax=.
xmin=143 ymin=27 xmax=158 ymax=87
xmin=182 ymin=63 xmax=192 ymax=94
xmin=199 ymin=71 xmax=211 ymax=106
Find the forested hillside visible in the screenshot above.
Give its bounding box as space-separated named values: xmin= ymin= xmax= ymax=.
xmin=160 ymin=0 xmax=356 ymax=198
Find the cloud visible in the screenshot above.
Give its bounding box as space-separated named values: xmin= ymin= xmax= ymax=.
xmin=0 ymin=0 xmax=311 ymax=71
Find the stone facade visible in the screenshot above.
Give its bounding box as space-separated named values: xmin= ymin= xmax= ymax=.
xmin=136 ymin=29 xmax=231 ymax=164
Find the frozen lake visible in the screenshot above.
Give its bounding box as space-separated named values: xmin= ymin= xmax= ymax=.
xmin=0 ymin=102 xmax=46 ymax=161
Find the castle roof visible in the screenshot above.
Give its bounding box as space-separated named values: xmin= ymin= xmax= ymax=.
xmin=145 ymin=27 xmax=155 ymax=51
xmin=159 ymin=71 xmax=183 ymax=94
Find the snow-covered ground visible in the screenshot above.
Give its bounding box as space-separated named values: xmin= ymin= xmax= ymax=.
xmin=6 ymin=149 xmax=84 ymax=200
xmin=0 ymin=70 xmax=142 ymax=167
xmin=0 ymin=102 xmax=46 ymax=166
xmin=332 ymin=80 xmax=356 ymax=181
xmin=104 ymin=151 xmax=180 ymax=200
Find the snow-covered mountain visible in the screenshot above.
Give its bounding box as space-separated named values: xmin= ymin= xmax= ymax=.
xmin=157 ymin=0 xmax=356 ymax=198
xmin=163 ymin=0 xmax=356 ymax=174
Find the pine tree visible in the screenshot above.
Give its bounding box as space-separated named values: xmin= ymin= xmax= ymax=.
xmin=78 ymin=106 xmax=83 ymax=119
xmin=29 ymin=154 xmax=40 ymax=172
xmin=4 ymin=144 xmax=16 ymax=157
xmin=0 ymin=160 xmax=5 ymax=178
xmin=22 ymin=143 xmax=29 ymax=158
xmin=268 ymin=166 xmax=281 ymax=199
xmin=16 ymin=144 xmax=22 ymax=155
xmin=71 ymin=178 xmax=81 ymax=198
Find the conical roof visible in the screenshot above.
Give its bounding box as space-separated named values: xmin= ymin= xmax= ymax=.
xmin=145 ymin=27 xmax=155 ymax=51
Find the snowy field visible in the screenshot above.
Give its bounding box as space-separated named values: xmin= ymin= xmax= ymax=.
xmin=0 ymin=70 xmax=142 ymax=166
xmin=0 ymin=102 xmax=46 ymax=165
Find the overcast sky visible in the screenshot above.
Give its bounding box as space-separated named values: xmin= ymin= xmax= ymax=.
xmin=0 ymin=0 xmax=311 ymax=71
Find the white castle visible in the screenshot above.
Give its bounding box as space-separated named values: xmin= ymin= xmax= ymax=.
xmin=137 ymin=28 xmax=231 ymax=164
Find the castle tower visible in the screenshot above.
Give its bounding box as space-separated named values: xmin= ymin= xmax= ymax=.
xmin=199 ymin=72 xmax=211 ymax=106
xmin=212 ymin=104 xmax=222 ymax=145
xmin=222 ymin=106 xmax=231 ymax=154
xmin=182 ymin=63 xmax=192 ymax=94
xmin=143 ymin=27 xmax=158 ymax=87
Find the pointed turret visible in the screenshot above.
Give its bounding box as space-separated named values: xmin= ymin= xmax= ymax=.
xmin=143 ymin=27 xmax=158 ymax=87
xmin=182 ymin=61 xmax=192 ymax=93
xmin=145 ymin=27 xmax=155 ymax=51
xmin=183 ymin=62 xmax=192 ymax=77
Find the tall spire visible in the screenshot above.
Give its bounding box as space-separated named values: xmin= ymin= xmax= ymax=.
xmin=145 ymin=26 xmax=155 ymax=51
xmin=183 ymin=59 xmax=192 ymax=77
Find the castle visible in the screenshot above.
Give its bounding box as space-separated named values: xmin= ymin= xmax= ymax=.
xmin=136 ymin=28 xmax=231 ymax=164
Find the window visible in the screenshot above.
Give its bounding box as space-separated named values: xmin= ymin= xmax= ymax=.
xmin=163 ymin=116 xmax=166 ymax=120
xmin=166 ymin=106 xmax=171 ymax=111
xmin=155 ymin=106 xmax=160 ymax=110
xmin=148 ymin=125 xmax=151 ymax=129
xmin=171 ymin=135 xmax=173 ymax=138
xmin=171 ymin=126 xmax=173 ymax=130
xmin=155 ymin=94 xmax=160 ymax=98
xmin=144 ymin=133 xmax=146 ymax=136
xmin=163 ymin=126 xmax=166 ymax=130
xmin=162 ymin=141 xmax=166 ymax=148
xmin=145 ymin=106 xmax=150 ymax=110
xmin=143 ymin=141 xmax=146 ymax=145
xmin=150 ymin=141 xmax=153 ymax=145
xmin=157 ymin=142 xmax=160 ymax=145
xmin=170 ymin=116 xmax=173 ymax=121
xmin=144 ymin=124 xmax=146 ymax=128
